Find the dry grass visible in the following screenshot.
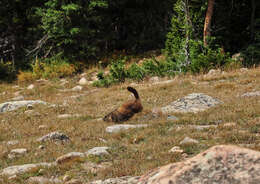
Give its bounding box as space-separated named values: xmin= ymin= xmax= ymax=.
xmin=0 ymin=67 xmax=260 ymax=183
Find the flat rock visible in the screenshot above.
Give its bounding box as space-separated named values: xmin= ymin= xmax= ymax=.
xmin=138 ymin=145 xmax=260 ymax=184
xmin=37 ymin=131 xmax=70 ymax=142
xmin=161 ymin=93 xmax=222 ymax=114
xmin=0 ymin=100 xmax=47 ymax=113
xmin=106 ymin=124 xmax=148 ymax=133
xmin=56 ymin=152 xmax=85 ymax=164
xmin=0 ymin=162 xmax=55 ymax=177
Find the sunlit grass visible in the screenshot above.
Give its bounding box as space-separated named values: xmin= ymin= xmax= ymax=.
xmin=0 ymin=66 xmax=260 ymax=183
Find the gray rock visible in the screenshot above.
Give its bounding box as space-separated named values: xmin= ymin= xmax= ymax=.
xmin=86 ymin=147 xmax=110 ymax=156
xmin=138 ymin=145 xmax=260 ymax=184
xmin=180 ymin=137 xmax=199 ymax=145
xmin=0 ymin=100 xmax=47 ymax=113
xmin=161 ymin=93 xmax=222 ymax=114
xmin=1 ymin=162 xmax=55 ymax=177
xmin=8 ymin=148 xmax=28 ymax=159
xmin=106 ymin=124 xmax=148 ymax=133
xmin=37 ymin=131 xmax=70 ymax=142
xmin=241 ymin=91 xmax=260 ymax=97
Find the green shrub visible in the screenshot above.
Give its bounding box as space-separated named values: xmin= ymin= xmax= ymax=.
xmin=109 ymin=58 xmax=128 ymax=82
xmin=0 ymin=60 xmax=16 ymax=81
xmin=127 ymin=63 xmax=146 ymax=81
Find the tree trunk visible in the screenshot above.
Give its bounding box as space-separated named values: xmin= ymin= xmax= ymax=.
xmin=184 ymin=0 xmax=191 ymax=67
xmin=250 ymin=0 xmax=256 ymax=41
xmin=203 ymin=0 xmax=215 ymax=46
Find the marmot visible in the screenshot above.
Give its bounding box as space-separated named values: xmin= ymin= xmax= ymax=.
xmin=103 ymin=86 xmax=143 ymax=122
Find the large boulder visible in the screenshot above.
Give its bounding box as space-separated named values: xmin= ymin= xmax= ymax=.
xmin=138 ymin=145 xmax=260 ymax=184
xmin=161 ymin=93 xmax=222 ymax=114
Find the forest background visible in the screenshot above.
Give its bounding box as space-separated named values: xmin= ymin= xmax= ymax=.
xmin=0 ymin=0 xmax=259 ymax=83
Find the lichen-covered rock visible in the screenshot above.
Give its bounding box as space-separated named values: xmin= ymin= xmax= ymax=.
xmin=161 ymin=93 xmax=222 ymax=114
xmin=37 ymin=131 xmax=70 ymax=142
xmin=138 ymin=145 xmax=260 ymax=184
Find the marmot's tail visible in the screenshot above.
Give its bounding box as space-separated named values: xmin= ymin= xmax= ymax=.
xmin=127 ymin=86 xmax=139 ymax=99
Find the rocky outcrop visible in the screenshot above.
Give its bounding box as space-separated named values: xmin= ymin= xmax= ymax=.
xmin=161 ymin=93 xmax=222 ymax=114
xmin=138 ymin=145 xmax=260 ymax=184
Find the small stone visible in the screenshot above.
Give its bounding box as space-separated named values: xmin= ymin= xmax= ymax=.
xmin=57 ymin=114 xmax=81 ymax=119
xmin=6 ymin=140 xmax=19 ymax=146
xmin=169 ymin=146 xmax=184 ymax=154
xmin=56 ymin=152 xmax=85 ymax=165
xmin=106 ymin=124 xmax=148 ymax=133
xmin=78 ymin=77 xmax=88 ymax=85
xmin=149 ymin=76 xmax=160 ymax=83
xmin=86 ymin=147 xmax=110 ymax=156
xmin=38 ymin=145 xmax=45 ymax=150
xmin=27 ymin=84 xmax=35 ymax=90
xmin=167 ymin=115 xmax=179 ymax=121
xmin=72 ymin=86 xmax=83 ymax=91
xmin=180 ymin=137 xmax=199 ymax=145
xmin=8 ymin=148 xmax=28 ymax=159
